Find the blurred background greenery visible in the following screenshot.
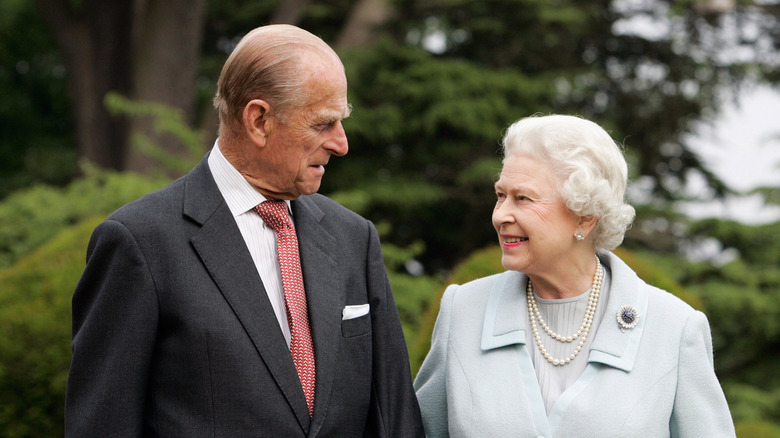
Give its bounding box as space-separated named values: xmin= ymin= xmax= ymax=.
xmin=1 ymin=0 xmax=779 ymax=436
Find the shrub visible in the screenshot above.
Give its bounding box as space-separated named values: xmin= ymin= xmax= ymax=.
xmin=0 ymin=216 xmax=102 ymax=437
xmin=0 ymin=165 xmax=167 ymax=269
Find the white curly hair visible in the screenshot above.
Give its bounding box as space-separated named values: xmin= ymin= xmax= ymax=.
xmin=501 ymin=114 xmax=636 ymax=251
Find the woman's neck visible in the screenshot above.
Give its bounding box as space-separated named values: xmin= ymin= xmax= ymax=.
xmin=527 ymin=254 xmax=598 ymax=299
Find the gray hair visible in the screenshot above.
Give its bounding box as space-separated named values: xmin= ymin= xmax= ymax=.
xmin=213 ymin=24 xmax=343 ymax=135
xmin=501 ymin=114 xmax=636 ymax=251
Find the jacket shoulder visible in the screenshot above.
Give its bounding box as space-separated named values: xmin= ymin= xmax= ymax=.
xmin=645 ymin=283 xmax=699 ymax=321
xmin=106 ymin=178 xmax=186 ymax=225
xmin=443 ymin=271 xmax=517 ymax=311
xmin=300 ymin=193 xmax=365 ymax=221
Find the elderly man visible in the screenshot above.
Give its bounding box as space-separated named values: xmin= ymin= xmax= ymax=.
xmin=65 ymin=24 xmax=424 ymax=437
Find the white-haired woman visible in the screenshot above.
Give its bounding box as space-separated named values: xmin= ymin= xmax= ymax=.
xmin=414 ymin=114 xmax=735 ymax=437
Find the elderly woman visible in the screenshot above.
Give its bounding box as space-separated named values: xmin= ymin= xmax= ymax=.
xmin=414 ymin=115 xmax=735 ymax=437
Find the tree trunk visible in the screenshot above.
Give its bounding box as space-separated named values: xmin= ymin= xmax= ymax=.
xmin=335 ymin=0 xmax=393 ymax=49
xmin=35 ymin=0 xmax=134 ymax=170
xmin=126 ymin=0 xmax=207 ymax=174
xmin=35 ymin=0 xmax=206 ymax=174
xmin=271 ymin=0 xmax=309 ymax=25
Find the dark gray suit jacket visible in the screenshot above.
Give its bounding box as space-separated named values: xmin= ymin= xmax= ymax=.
xmin=65 ymin=156 xmax=424 ymax=437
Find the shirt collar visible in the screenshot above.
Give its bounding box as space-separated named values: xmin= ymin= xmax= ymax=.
xmin=208 ymin=139 xmax=292 ymax=217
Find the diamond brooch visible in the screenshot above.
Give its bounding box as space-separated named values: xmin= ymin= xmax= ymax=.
xmin=617 ymin=304 xmax=639 ymax=332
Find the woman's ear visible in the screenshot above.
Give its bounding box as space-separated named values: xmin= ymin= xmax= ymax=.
xmin=577 ymin=215 xmax=598 ymax=237
xmin=242 ymin=99 xmax=272 ymax=146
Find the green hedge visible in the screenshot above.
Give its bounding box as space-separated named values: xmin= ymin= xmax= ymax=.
xmin=0 ymin=216 xmax=101 ymax=437
xmin=0 ymin=166 xmax=167 ymax=269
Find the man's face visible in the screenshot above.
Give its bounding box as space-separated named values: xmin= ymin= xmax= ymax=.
xmin=259 ymin=61 xmax=350 ymax=200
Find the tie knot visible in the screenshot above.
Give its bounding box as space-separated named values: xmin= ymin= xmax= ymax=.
xmin=255 ymin=200 xmax=292 ymax=233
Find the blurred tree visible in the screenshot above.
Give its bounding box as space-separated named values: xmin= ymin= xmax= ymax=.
xmin=322 ymin=0 xmax=777 ymax=270
xmin=33 ymin=0 xmax=206 ymax=174
xmin=0 ymin=0 xmax=75 ymax=197
xmin=388 ymin=0 xmax=778 ymax=199
xmin=3 ymin=0 xmax=777 ymax=276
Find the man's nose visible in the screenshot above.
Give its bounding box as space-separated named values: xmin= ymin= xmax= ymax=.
xmin=325 ymin=121 xmax=348 ymax=156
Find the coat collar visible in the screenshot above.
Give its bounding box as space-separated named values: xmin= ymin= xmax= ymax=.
xmin=480 ymin=251 xmax=647 ymax=372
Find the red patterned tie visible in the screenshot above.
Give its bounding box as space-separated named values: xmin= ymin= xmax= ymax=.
xmin=255 ymin=200 xmax=315 ymax=416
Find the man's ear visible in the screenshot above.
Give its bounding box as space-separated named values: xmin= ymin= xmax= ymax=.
xmin=242 ymin=99 xmax=272 ymax=146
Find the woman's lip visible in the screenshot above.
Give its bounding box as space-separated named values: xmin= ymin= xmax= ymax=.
xmin=501 ymin=235 xmax=528 ymax=248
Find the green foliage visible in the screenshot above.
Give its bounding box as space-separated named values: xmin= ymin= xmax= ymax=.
xmin=612 ymin=248 xmax=703 ymax=310
xmin=0 ymin=0 xmax=76 ymax=197
xmin=0 ymin=216 xmax=101 ymax=437
xmin=105 ymin=92 xmax=204 ymax=175
xmin=688 ymin=219 xmax=780 ymax=266
xmin=753 ymin=186 xmax=780 ymax=207
xmin=726 ymin=383 xmax=780 ymax=425
xmin=390 ymin=0 xmax=779 ymax=198
xmin=0 ymin=164 xmax=167 ymax=270
xmin=687 ymin=262 xmax=780 ymax=394
xmin=322 ymin=41 xmax=552 ymax=271
xmin=735 ymin=420 xmax=780 ymax=438
xmin=388 ymin=271 xmax=442 ymax=354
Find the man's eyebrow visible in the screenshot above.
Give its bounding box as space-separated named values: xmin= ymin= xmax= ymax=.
xmin=342 ymin=103 xmax=353 ymax=119
xmin=316 ymin=104 xmax=352 ymax=124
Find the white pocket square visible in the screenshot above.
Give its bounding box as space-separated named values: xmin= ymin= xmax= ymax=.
xmin=342 ymin=304 xmax=370 ymax=320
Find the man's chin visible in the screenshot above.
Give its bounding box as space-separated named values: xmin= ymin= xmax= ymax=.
xmin=296 ymin=182 xmax=322 ymax=197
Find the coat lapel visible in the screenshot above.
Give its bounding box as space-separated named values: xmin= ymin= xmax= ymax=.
xmin=588 ymin=252 xmax=647 ymax=372
xmin=183 ymin=157 xmax=311 ymax=431
xmin=480 ymin=271 xmax=528 ymax=351
xmin=291 ymin=196 xmax=343 ymax=436
xmin=480 ymin=271 xmax=552 ymax=437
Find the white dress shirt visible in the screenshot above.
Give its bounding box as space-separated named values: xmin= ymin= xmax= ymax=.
xmin=208 ymin=140 xmax=292 ymax=346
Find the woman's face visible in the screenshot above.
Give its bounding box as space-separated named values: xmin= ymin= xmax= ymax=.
xmin=492 ymin=154 xmax=582 ymax=276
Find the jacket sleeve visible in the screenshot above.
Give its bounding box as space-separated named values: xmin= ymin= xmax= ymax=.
xmin=414 ymin=285 xmax=457 ymax=438
xmin=669 ymin=310 xmax=736 ymax=437
xmin=362 ymin=220 xmax=426 ymax=437
xmin=65 ymin=219 xmax=159 ymax=437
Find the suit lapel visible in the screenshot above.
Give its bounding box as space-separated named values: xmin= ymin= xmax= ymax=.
xmin=292 ymin=196 xmax=343 ymax=435
xmin=183 ymin=157 xmax=311 ymax=431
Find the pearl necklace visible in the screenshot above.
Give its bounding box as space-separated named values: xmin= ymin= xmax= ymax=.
xmin=527 ymin=256 xmax=603 ymax=366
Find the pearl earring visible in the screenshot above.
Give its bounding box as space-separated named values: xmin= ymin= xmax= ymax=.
xmin=574 ymin=232 xmax=585 ymax=241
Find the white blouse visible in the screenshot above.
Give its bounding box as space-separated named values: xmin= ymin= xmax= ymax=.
xmin=528 ymin=267 xmax=612 ymax=413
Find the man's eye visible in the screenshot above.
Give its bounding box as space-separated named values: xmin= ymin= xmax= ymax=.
xmin=317 ymin=121 xmax=336 ymax=131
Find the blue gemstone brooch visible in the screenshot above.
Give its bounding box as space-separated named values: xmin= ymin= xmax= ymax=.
xmin=617 ymin=304 xmax=639 ymax=332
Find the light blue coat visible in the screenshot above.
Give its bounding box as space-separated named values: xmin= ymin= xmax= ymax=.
xmin=414 ymin=252 xmax=736 ymax=437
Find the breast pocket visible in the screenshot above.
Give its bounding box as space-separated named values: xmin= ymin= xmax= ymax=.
xmin=341 ymin=313 xmax=371 ymax=338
